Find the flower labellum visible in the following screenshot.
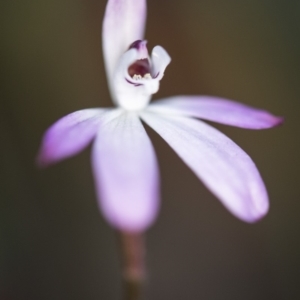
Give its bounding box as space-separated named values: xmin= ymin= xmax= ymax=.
xmin=37 ymin=0 xmax=283 ymax=232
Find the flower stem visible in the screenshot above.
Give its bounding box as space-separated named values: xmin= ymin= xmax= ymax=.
xmin=118 ymin=231 xmax=146 ymax=300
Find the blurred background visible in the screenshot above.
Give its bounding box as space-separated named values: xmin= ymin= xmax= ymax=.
xmin=0 ymin=0 xmax=299 ymax=299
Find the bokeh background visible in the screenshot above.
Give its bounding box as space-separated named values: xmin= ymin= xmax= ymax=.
xmin=1 ymin=0 xmax=299 ymax=299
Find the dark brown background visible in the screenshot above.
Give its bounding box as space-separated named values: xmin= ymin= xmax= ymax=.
xmin=0 ymin=0 xmax=299 ymax=299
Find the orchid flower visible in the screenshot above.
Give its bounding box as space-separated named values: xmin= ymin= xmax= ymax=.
xmin=37 ymin=0 xmax=283 ymax=232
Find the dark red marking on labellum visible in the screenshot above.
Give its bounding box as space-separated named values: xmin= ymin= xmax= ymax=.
xmin=128 ymin=40 xmax=151 ymax=78
xmin=128 ymin=40 xmax=144 ymax=50
xmin=125 ymin=78 xmax=143 ymax=87
xmin=128 ymin=59 xmax=150 ymax=77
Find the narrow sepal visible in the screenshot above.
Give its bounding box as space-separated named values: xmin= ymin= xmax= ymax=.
xmin=141 ymin=111 xmax=269 ymax=222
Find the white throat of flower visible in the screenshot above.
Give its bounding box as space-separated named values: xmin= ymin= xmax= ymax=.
xmin=111 ymin=40 xmax=171 ymax=111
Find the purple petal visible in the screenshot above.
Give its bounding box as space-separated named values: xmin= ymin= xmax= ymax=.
xmin=37 ymin=109 xmax=107 ymax=167
xmin=148 ymin=96 xmax=284 ymax=129
xmin=92 ymin=111 xmax=159 ymax=232
xmin=102 ymin=0 xmax=146 ymax=84
xmin=141 ymin=112 xmax=269 ymax=222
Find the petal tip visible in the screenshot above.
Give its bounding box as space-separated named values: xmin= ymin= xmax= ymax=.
xmin=239 ymin=114 xmax=284 ymax=130
xmin=35 ymin=149 xmax=54 ymax=168
xmin=108 ymin=216 xmax=157 ymax=233
xmin=241 ymin=202 xmax=269 ymax=224
xmin=244 ymin=213 xmax=268 ymax=224
xmin=273 ymin=116 xmax=285 ymax=127
xmin=101 ymin=196 xmax=160 ymax=233
xmin=258 ymin=114 xmax=285 ymax=129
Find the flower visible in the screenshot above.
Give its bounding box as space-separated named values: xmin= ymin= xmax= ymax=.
xmin=37 ymin=0 xmax=283 ymax=232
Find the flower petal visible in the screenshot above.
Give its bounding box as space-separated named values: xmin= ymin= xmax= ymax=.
xmin=151 ymin=46 xmax=171 ymax=80
xmin=37 ymin=109 xmax=108 ymax=167
xmin=141 ymin=111 xmax=269 ymax=222
xmin=103 ymin=0 xmax=147 ymax=83
xmin=148 ymin=96 xmax=283 ymax=129
xmin=92 ymin=111 xmax=159 ymax=231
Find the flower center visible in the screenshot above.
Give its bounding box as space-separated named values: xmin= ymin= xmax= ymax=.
xmin=127 ymin=40 xmax=152 ymax=80
xmin=128 ymin=59 xmax=152 ymax=79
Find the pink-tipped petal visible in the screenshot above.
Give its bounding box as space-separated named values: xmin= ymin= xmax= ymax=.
xmin=141 ymin=112 xmax=269 ymax=222
xmin=37 ymin=109 xmax=107 ymax=167
xmin=92 ymin=111 xmax=159 ymax=232
xmin=148 ymin=96 xmax=283 ymax=129
xmin=103 ymin=0 xmax=147 ymax=83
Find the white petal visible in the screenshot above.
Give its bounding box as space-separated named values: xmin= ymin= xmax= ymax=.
xmin=141 ymin=111 xmax=269 ymax=222
xmin=92 ymin=111 xmax=159 ymax=231
xmin=102 ymin=0 xmax=147 ymax=85
xmin=151 ymin=46 xmax=171 ymax=80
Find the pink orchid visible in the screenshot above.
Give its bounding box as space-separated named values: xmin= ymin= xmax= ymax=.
xmin=37 ymin=0 xmax=283 ymax=232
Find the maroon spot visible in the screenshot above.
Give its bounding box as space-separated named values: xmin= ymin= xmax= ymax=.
xmin=128 ymin=59 xmax=150 ymax=77
xmin=128 ymin=40 xmax=144 ymax=50
xmin=125 ymin=78 xmax=143 ymax=87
